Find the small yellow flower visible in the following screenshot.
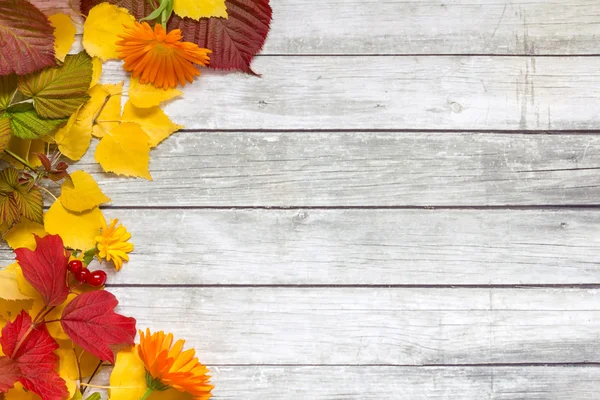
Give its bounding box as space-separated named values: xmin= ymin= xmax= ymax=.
xmin=95 ymin=218 xmax=133 ymax=271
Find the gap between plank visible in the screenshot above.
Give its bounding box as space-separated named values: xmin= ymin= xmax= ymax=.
xmin=100 ymin=205 xmax=600 ymax=210
xmin=105 ymin=284 xmax=600 ymax=289
xmin=178 ymin=128 xmax=600 ymax=134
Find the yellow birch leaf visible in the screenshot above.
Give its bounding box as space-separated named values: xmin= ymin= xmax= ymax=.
xmin=49 ymin=13 xmax=76 ymax=62
xmin=56 ymin=348 xmax=78 ymax=399
xmin=122 ymin=101 xmax=183 ymax=147
xmin=59 ymin=170 xmax=111 ymax=212
xmin=2 ymin=136 xmax=31 ymax=168
xmin=4 ymin=219 xmax=46 ymax=250
xmin=44 ymin=202 xmax=105 ymax=250
xmin=129 ymin=77 xmax=182 ymax=108
xmin=5 ymin=383 xmax=39 ymax=400
xmin=14 ymin=264 xmax=38 ymax=298
xmin=55 ymin=107 xmax=92 ymax=161
xmin=82 ymin=3 xmax=135 ymax=61
xmin=94 ymin=122 xmax=152 ymax=180
xmin=174 ymin=0 xmax=228 ymax=20
xmin=27 ymin=139 xmax=44 ymax=167
xmin=109 ymin=346 xmax=147 ymax=400
xmin=0 ymin=298 xmax=34 ymax=322
xmin=90 ymin=57 xmax=103 ymax=88
xmin=0 ymin=263 xmax=33 ymax=300
xmin=92 ymin=82 xmax=123 ymax=138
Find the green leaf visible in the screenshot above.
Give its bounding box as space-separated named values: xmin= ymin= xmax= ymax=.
xmin=0 ymin=168 xmax=20 ymax=225
xmin=84 ymin=393 xmax=101 ymax=400
xmin=18 ymin=52 xmax=93 ymax=119
xmin=5 ymin=103 xmax=67 ymax=139
xmin=0 ymin=0 xmax=56 ymax=75
xmin=0 ymin=75 xmax=17 ymax=111
xmin=0 ymin=167 xmax=43 ymax=224
xmin=0 ymin=117 xmax=11 ymax=153
xmin=13 ymin=185 xmax=43 ymax=223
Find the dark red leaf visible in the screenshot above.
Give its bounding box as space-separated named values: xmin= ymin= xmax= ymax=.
xmin=0 ymin=0 xmax=56 ymax=75
xmin=0 ymin=357 xmax=19 ymax=392
xmin=35 ymin=153 xmax=52 ymax=172
xmin=81 ymin=0 xmax=272 ymax=74
xmin=0 ymin=312 xmax=68 ymax=399
xmin=14 ymin=235 xmax=69 ymax=307
xmin=60 ymin=291 xmax=137 ymax=363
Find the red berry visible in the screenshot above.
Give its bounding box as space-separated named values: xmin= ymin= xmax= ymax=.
xmin=68 ymin=260 xmax=83 ymax=274
xmin=75 ymin=268 xmax=90 ymax=283
xmin=87 ymin=270 xmax=107 ymax=287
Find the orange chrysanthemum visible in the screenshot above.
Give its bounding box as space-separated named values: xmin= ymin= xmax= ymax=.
xmin=138 ymin=329 xmax=213 ymax=399
xmin=116 ymin=22 xmax=211 ymax=89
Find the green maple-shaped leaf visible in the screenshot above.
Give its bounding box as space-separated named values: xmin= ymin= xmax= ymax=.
xmin=0 ymin=167 xmax=44 ymax=225
xmin=18 ymin=52 xmax=93 ymax=119
xmin=14 ymin=184 xmax=43 ymax=223
xmin=4 ymin=103 xmax=67 ymax=139
xmin=0 ymin=0 xmax=56 ymax=75
xmin=0 ymin=75 xmax=17 ymax=111
xmin=0 ymin=117 xmax=11 ymax=153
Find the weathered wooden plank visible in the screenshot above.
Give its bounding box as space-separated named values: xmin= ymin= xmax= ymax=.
xmin=110 ymin=287 xmax=600 ymax=364
xmin=72 ymin=132 xmax=600 ymax=206
xmin=3 ymin=209 xmax=596 ymax=285
xmin=100 ymin=56 xmax=600 ymax=130
xmin=33 ymin=0 xmax=600 ymax=55
xmin=91 ymin=366 xmax=600 ymax=399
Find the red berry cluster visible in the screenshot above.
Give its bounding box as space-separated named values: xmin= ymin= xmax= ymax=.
xmin=68 ymin=260 xmax=107 ymax=287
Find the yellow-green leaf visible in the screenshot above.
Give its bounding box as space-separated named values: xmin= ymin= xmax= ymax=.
xmin=82 ymin=3 xmax=135 ymax=61
xmin=173 ymin=0 xmax=228 ymax=20
xmin=44 ymin=202 xmax=105 ymax=250
xmin=17 ymin=52 xmax=92 ymax=119
xmin=122 ymin=100 xmax=183 ymax=147
xmin=94 ymin=122 xmax=152 ymax=180
xmin=0 ymin=74 xmax=17 ymax=111
xmin=49 ymin=13 xmax=76 ymax=62
xmin=5 ymin=103 xmax=66 ymax=139
xmin=0 ymin=117 xmax=11 ymax=153
xmin=59 ymin=170 xmax=111 ymax=212
xmin=128 ymin=77 xmax=182 ymax=108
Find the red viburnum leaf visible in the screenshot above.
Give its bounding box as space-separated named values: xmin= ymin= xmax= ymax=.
xmin=0 ymin=0 xmax=56 ymax=75
xmin=81 ymin=0 xmax=272 ymax=74
xmin=0 ymin=357 xmax=19 ymax=392
xmin=0 ymin=311 xmax=68 ymax=399
xmin=60 ymin=291 xmax=137 ymax=363
xmin=14 ymin=235 xmax=70 ymax=307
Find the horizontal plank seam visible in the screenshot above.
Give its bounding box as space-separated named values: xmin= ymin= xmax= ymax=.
xmin=105 ymin=284 xmax=600 ymax=289
xmin=98 ymin=205 xmax=600 ymax=210
xmin=99 ymin=362 xmax=600 ymax=368
xmin=256 ymin=54 xmax=600 ymax=58
xmin=178 ymin=128 xmax=600 ymax=134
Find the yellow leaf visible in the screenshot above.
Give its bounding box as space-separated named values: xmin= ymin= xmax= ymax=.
xmin=14 ymin=264 xmax=38 ymax=298
xmin=55 ymin=107 xmax=91 ymax=161
xmin=82 ymin=3 xmax=135 ymax=61
xmin=0 ymin=298 xmax=34 ymax=322
xmin=122 ymin=101 xmax=183 ymax=147
xmin=129 ymin=77 xmax=182 ymax=108
xmin=41 ymin=293 xmax=77 ymax=340
xmin=110 ymin=346 xmax=147 ymax=400
xmin=59 ymin=170 xmax=111 ymax=212
xmin=2 ymin=136 xmax=31 ymax=168
xmin=90 ymin=57 xmax=103 ymax=88
xmin=4 ymin=219 xmax=46 ymax=250
xmin=5 ymin=383 xmax=39 ymax=400
xmin=44 ymin=202 xmax=105 ymax=250
xmin=27 ymin=139 xmax=45 ymax=167
xmin=49 ymin=13 xmax=76 ymax=62
xmin=174 ymin=0 xmax=227 ymax=20
xmin=94 ymin=122 xmax=152 ymax=180
xmin=56 ymin=348 xmax=78 ymax=398
xmin=91 ymin=82 xmax=123 ymax=138
xmin=0 ymin=263 xmax=32 ymax=300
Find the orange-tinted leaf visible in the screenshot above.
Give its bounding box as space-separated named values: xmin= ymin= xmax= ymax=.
xmin=0 ymin=0 xmax=55 ymax=75
xmin=60 ymin=291 xmax=136 ymax=363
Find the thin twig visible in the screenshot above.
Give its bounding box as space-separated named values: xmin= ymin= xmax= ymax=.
xmin=38 ymin=186 xmax=58 ymax=201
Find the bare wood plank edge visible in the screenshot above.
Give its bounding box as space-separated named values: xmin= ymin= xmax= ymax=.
xmin=34 ymin=0 xmax=600 ymax=55
xmin=72 ymin=131 xmax=600 ymax=206
xmin=99 ymin=57 xmax=600 ymax=130
xmin=90 ymin=365 xmax=600 ymax=399
xmin=3 ymin=209 xmax=598 ymax=285
xmin=109 ymin=287 xmax=600 ymax=364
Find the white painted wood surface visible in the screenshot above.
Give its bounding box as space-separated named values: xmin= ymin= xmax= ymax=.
xmin=22 ymin=0 xmax=600 ymax=398
xmin=71 ymin=132 xmax=600 ymax=206
xmin=4 ymin=209 xmax=598 ymax=285
xmin=99 ymin=57 xmax=600 ymax=131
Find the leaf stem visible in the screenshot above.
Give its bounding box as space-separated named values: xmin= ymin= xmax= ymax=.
xmin=38 ymin=186 xmax=58 ymax=201
xmin=79 ymin=383 xmax=112 ymax=389
xmin=4 ymin=149 xmax=35 ymax=171
xmin=140 ymin=387 xmax=155 ymax=400
xmin=73 ymin=347 xmax=83 ymax=394
xmin=81 ymin=360 xmax=104 ymax=395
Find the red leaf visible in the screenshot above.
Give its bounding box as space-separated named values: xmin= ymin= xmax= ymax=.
xmin=81 ymin=0 xmax=272 ymax=74
xmin=60 ymin=291 xmax=136 ymax=363
xmin=0 ymin=0 xmax=56 ymax=75
xmin=15 ymin=235 xmax=70 ymax=307
xmin=0 ymin=357 xmax=19 ymax=392
xmin=0 ymin=312 xmax=68 ymax=399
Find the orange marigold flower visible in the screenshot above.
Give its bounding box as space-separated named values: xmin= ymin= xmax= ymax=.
xmin=116 ymin=22 xmax=211 ymax=89
xmin=138 ymin=329 xmax=213 ymax=399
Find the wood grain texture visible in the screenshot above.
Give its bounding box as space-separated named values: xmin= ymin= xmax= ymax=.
xmin=110 ymin=287 xmax=600 ymax=365
xmin=33 ymin=0 xmax=600 ymax=55
xmin=69 ymin=132 xmax=600 ymax=206
xmin=92 ymin=366 xmax=600 ymax=399
xmin=3 ymin=209 xmax=597 ymax=285
xmin=99 ymin=56 xmax=600 ymax=131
